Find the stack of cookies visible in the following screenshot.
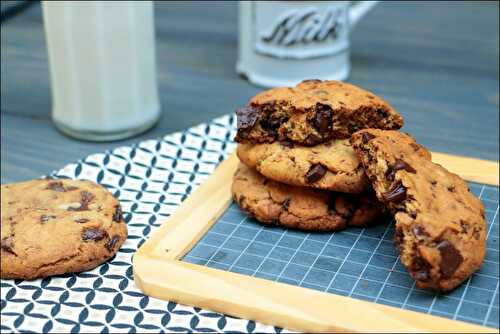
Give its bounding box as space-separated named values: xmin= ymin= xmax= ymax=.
xmin=232 ymin=79 xmax=487 ymax=292
xmin=232 ymin=79 xmax=403 ymax=232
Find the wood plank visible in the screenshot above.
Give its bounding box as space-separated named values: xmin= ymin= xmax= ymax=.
xmin=134 ymin=152 xmax=498 ymax=333
xmin=134 ymin=256 xmax=496 ymax=333
xmin=432 ymin=152 xmax=499 ymax=186
xmin=1 ymin=2 xmax=499 ymax=183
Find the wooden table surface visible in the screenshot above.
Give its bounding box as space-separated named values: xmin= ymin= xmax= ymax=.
xmin=1 ymin=1 xmax=499 ymax=184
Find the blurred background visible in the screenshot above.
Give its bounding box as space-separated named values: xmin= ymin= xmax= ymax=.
xmin=1 ymin=1 xmax=499 ymax=183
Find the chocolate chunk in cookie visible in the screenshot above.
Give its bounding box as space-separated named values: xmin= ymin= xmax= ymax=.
xmin=105 ymin=235 xmax=121 ymax=252
xmin=310 ymin=104 xmax=333 ymax=135
xmin=236 ymin=106 xmax=259 ymax=139
xmin=305 ymin=164 xmax=327 ymax=183
xmin=82 ymin=228 xmax=108 ymax=241
xmin=436 ymin=240 xmax=463 ymax=278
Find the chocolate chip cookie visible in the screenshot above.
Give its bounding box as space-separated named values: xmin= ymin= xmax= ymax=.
xmin=351 ymin=129 xmax=486 ymax=291
xmin=1 ymin=179 xmax=127 ymax=280
xmin=235 ymin=79 xmax=404 ymax=146
xmin=232 ymin=164 xmax=385 ymax=231
xmin=237 ymin=139 xmax=369 ymax=193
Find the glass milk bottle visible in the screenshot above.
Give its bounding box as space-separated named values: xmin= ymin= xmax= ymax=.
xmin=42 ymin=1 xmax=161 ymax=141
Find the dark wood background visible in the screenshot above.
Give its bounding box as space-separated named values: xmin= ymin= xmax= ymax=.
xmin=1 ymin=1 xmax=499 ymax=184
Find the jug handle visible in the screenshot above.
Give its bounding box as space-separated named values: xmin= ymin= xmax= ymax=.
xmin=349 ymin=1 xmax=379 ymax=28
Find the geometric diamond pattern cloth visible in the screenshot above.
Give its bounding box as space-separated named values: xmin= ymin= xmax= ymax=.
xmin=1 ymin=114 xmax=287 ymax=333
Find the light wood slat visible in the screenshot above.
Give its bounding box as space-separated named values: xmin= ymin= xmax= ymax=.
xmin=431 ymin=151 xmax=499 ymax=186
xmin=134 ymin=152 xmax=498 ymax=333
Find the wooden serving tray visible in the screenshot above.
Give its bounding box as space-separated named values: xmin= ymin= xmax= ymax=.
xmin=133 ymin=152 xmax=499 ymax=333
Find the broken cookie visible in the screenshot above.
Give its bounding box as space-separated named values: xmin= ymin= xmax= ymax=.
xmin=235 ymin=79 xmax=404 ymax=146
xmin=351 ymin=129 xmax=486 ymax=292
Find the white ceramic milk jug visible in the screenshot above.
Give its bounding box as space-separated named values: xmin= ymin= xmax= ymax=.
xmin=237 ymin=1 xmax=378 ymax=87
xmin=42 ymin=1 xmax=160 ymax=141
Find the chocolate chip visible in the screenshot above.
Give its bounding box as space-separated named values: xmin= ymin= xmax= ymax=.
xmin=447 ymin=185 xmax=456 ymax=192
xmin=260 ymin=113 xmax=288 ymax=137
xmin=430 ymin=180 xmax=437 ymax=186
xmin=81 ymin=191 xmax=94 ymax=204
xmin=260 ymin=117 xmax=278 ymax=133
xmin=46 ymin=181 xmax=78 ymax=192
xmin=412 ymin=225 xmax=428 ymax=238
xmin=74 ymin=218 xmax=89 ymax=224
xmin=303 ymin=133 xmax=323 ymax=146
xmin=385 ymin=159 xmax=417 ymax=181
xmin=105 ymin=235 xmax=120 ymax=252
xmin=236 ymin=106 xmax=258 ymax=131
xmin=327 ymin=194 xmax=338 ymax=214
xmin=112 ymin=205 xmax=123 ymax=222
xmin=68 ymin=191 xmax=95 ymax=211
xmin=394 ymin=227 xmax=404 ymax=250
xmin=311 ymin=104 xmax=332 ymax=135
xmin=361 ymin=132 xmax=375 ymax=144
xmin=342 ymin=205 xmax=356 ymax=222
xmin=283 ymin=198 xmax=291 ymax=210
xmin=410 ymin=255 xmax=429 ymax=271
xmin=436 ymin=240 xmax=463 ymax=278
xmin=301 ymin=79 xmax=322 ymax=84
xmin=410 ymin=143 xmax=422 ymax=152
xmin=459 ymin=220 xmax=469 ymax=233
xmin=375 ymin=108 xmax=387 ymax=118
xmin=305 ymin=164 xmax=327 ymax=183
xmin=396 ymin=160 xmax=416 ymax=173
xmin=235 ymin=106 xmax=259 ymax=139
xmin=336 ymin=194 xmax=358 ymax=222
xmin=280 ymin=140 xmax=294 ymax=148
xmin=46 ymin=181 xmax=66 ymax=192
xmin=82 ymin=228 xmax=108 ymax=241
xmin=1 ymin=237 xmax=16 ymax=255
xmin=382 ymin=181 xmax=407 ymax=203
xmin=409 ymin=211 xmax=418 ymax=219
xmin=40 ymin=215 xmax=56 ymax=223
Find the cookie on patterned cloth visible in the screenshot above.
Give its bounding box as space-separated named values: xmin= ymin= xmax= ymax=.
xmin=231 ymin=164 xmax=385 ymax=231
xmin=1 ymin=179 xmax=127 ymax=280
xmin=351 ymin=129 xmax=486 ymax=292
xmin=237 ymin=139 xmax=369 ymax=193
xmin=234 ymin=79 xmax=403 ymax=146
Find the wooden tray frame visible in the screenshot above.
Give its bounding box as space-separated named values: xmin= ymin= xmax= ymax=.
xmin=133 ymin=152 xmax=499 ymax=333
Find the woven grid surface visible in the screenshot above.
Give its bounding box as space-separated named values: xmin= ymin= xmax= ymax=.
xmin=184 ymin=184 xmax=499 ymax=328
xmin=1 ymin=115 xmax=290 ymax=333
